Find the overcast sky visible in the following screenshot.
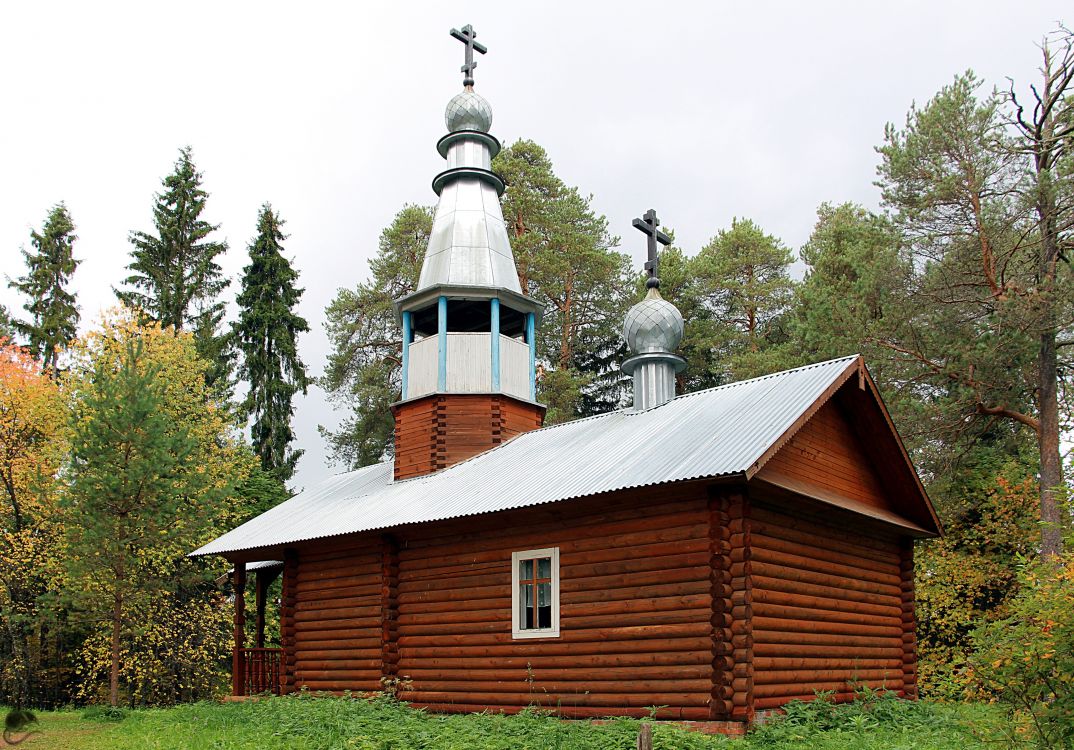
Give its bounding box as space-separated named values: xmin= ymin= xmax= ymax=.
xmin=0 ymin=1 xmax=1067 ymax=490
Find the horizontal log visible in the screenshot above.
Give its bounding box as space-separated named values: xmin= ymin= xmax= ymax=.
xmin=406 ymin=702 xmax=712 ymax=720
xmin=398 ymin=690 xmax=711 ymax=708
xmin=559 ymin=550 xmax=712 ymax=581
xmin=753 ymin=616 xmax=902 ymax=638
xmin=752 ymin=628 xmax=901 ymax=649
xmin=750 ymin=679 xmax=903 ymax=698
xmin=293 ymin=630 xmax=381 ymax=645
xmin=399 ymin=636 xmax=713 ymax=659
xmin=410 ymin=679 xmax=711 ymax=694
xmin=752 ymin=588 xmax=902 ymax=619
xmin=754 ymin=643 xmax=903 ymax=659
xmin=561 ymin=593 xmax=710 ymax=618
xmin=749 ymin=561 xmax=900 ymax=597
xmin=295 ymin=669 xmax=381 ymax=681
xmin=402 ymin=653 xmax=712 ymax=671
xmin=400 ymin=521 xmax=710 ymax=576
xmin=747 ymin=514 xmax=900 ymax=564
xmin=751 ymin=533 xmax=900 ymax=577
xmin=296 ymin=574 xmax=382 ymax=594
xmin=754 ymin=657 xmax=903 ymax=671
xmin=561 ymin=609 xmax=710 ymax=630
xmin=402 ymin=665 xmax=713 ymax=681
xmin=750 ymin=547 xmax=901 ymax=587
xmin=293 ymin=659 xmax=382 ymax=671
xmin=752 ymin=574 xmax=897 ymax=608
xmin=753 ymin=692 xmax=862 ymax=710
xmin=400 ymin=583 xmax=510 ymax=606
xmin=294 ymin=680 xmax=382 ymax=692
xmin=568 ymin=580 xmax=711 ymax=605
xmin=752 ymin=668 xmax=902 ymax=685
xmin=294 ymin=605 xmax=380 ymax=623
xmin=562 ymin=565 xmax=712 ymax=594
xmin=294 ymin=619 xmax=381 ymax=637
xmin=402 ymin=496 xmax=707 ymax=552
xmin=398 ymin=622 xmax=713 ymax=648
xmin=295 ymin=584 xmax=381 ymax=603
xmin=297 ymin=564 xmax=381 ymax=585
xmin=753 ymin=601 xmax=901 ymax=628
xmin=294 ymin=593 xmax=382 ymax=610
xmin=299 ymin=550 xmax=381 ymax=573
xmin=297 ymin=648 xmax=384 ymax=661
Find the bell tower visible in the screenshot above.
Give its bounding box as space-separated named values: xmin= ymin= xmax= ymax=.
xmin=391 ymin=24 xmax=545 ymax=481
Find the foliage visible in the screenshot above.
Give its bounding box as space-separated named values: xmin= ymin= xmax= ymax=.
xmin=234 ymin=204 xmax=310 ymax=482
xmin=117 ymin=147 xmax=233 ymax=395
xmin=915 ymin=451 xmax=1040 ymax=697
xmin=496 ymin=140 xmax=630 ymax=422
xmin=876 ymin=54 xmax=1074 ymax=555
xmin=74 ymin=590 xmax=231 ymax=707
xmin=969 ymin=553 xmax=1074 ymax=750
xmin=749 ymin=689 xmax=986 ymax=750
xmin=0 ymin=306 xmax=13 ymax=341
xmin=7 ymin=203 xmax=80 ymax=372
xmin=322 ymin=204 xmax=430 ymax=467
xmin=61 ymin=311 xmax=250 ymax=705
xmin=0 ymin=340 xmax=69 ymax=707
xmin=29 ymin=693 xmax=1008 ymax=750
xmin=690 ymin=218 xmax=796 ymax=381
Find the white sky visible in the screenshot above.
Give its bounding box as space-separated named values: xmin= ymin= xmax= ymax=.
xmin=0 ymin=1 xmax=1067 ymax=491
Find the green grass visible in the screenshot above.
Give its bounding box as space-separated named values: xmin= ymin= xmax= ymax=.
xmin=22 ymin=693 xmax=1005 ymax=750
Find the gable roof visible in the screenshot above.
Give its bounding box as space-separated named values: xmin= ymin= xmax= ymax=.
xmin=192 ymin=355 xmax=938 ymax=558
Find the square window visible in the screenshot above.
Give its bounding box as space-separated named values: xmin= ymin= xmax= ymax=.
xmin=511 ymin=547 xmax=559 ymax=639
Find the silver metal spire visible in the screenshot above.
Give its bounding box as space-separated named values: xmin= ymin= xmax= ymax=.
xmin=414 ymin=26 xmax=522 ymax=294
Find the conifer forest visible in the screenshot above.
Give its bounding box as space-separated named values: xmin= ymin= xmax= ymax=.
xmin=0 ymin=16 xmax=1073 ymax=750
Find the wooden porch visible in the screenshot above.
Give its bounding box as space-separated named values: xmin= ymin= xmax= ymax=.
xmin=231 ymin=561 xmax=284 ymax=696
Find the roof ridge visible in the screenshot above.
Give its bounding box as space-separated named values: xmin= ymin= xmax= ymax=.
xmin=669 ymin=354 xmax=861 ymax=402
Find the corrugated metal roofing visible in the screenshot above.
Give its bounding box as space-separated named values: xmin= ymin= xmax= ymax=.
xmin=191 ymin=355 xmax=860 ymax=557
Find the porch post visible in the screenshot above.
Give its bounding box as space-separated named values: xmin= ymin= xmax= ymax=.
xmin=232 ymin=562 xmax=246 ymax=696
xmin=255 ymin=570 xmax=268 ymax=649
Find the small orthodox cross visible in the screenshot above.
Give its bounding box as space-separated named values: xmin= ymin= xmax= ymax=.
xmin=450 ymin=24 xmax=487 ymax=87
xmin=632 ymin=209 xmax=672 ymax=289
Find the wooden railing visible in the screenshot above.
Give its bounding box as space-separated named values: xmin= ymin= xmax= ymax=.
xmin=241 ymin=648 xmax=282 ymax=695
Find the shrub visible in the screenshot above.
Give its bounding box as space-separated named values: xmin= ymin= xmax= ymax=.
xmin=969 ymin=553 xmax=1074 ymax=749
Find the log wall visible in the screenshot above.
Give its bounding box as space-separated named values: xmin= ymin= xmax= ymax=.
xmin=291 ymin=539 xmax=384 ymax=693
xmin=392 ymin=394 xmax=544 ymax=480
xmin=746 ymin=499 xmax=907 ymax=708
xmin=393 ymin=486 xmax=716 ymax=720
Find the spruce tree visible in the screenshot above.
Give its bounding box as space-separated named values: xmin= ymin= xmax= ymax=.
xmin=9 ymin=204 xmax=79 ymax=371
xmin=234 ymin=205 xmax=309 ymax=481
xmin=117 ymin=147 xmax=231 ymax=389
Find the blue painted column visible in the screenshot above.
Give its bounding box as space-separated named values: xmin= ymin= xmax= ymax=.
xmin=526 ymin=312 xmax=536 ymax=400
xmin=401 ymin=310 xmax=412 ymax=399
xmin=437 ymin=296 xmax=448 ymax=392
xmin=490 ymin=299 xmax=501 ymax=392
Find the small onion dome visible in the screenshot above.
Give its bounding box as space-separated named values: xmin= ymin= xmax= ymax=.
xmin=623 ymin=286 xmax=684 ymax=355
xmin=445 ymin=90 xmax=492 ymax=132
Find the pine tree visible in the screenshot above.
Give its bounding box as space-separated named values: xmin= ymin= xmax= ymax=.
xmin=117 ymin=147 xmax=231 ymax=388
xmin=63 ymin=338 xmax=202 ymax=707
xmin=8 ymin=204 xmax=79 ymax=371
xmin=234 ymin=205 xmax=310 ymax=481
xmin=322 ymin=205 xmax=431 ymax=467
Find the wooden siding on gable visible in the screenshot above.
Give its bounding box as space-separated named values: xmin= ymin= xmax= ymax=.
xmin=756 ymin=398 xmax=895 ymax=515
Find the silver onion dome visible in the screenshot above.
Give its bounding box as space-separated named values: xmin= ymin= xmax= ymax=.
xmin=445 ymin=90 xmax=493 ymax=132
xmin=624 ymin=287 xmax=684 ymax=355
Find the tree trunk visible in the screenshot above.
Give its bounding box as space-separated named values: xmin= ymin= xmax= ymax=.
xmin=110 ymin=590 xmax=122 ymax=707
xmin=1038 ymin=330 xmax=1063 ymax=556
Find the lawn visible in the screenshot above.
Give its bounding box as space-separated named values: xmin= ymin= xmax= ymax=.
xmin=18 ymin=693 xmax=1006 ymax=750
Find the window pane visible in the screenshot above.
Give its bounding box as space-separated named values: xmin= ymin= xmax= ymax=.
xmin=537 ymin=581 xmax=550 ymax=608
xmin=520 ymin=559 xmax=533 ymax=579
xmin=522 ymin=583 xmax=534 ymax=629
xmin=537 ymin=557 xmax=551 ymax=578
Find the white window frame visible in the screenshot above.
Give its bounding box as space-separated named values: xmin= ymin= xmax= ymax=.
xmin=511 ymin=547 xmax=560 ymax=639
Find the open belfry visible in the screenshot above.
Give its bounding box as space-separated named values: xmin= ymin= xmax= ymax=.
xmin=193 ymin=24 xmax=940 ymax=730
xmin=391 ymin=24 xmax=544 ymax=480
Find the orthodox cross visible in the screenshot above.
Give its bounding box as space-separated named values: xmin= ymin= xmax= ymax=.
xmin=450 ymin=24 xmax=487 ymax=87
xmin=632 ymin=209 xmax=671 ymax=289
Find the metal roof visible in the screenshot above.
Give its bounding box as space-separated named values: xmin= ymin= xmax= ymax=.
xmin=191 ymin=356 xmax=863 ymax=557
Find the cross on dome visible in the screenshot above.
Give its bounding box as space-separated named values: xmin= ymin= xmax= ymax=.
xmin=632 ymin=208 xmax=672 ymax=289
xmin=450 ymin=24 xmax=487 ymax=87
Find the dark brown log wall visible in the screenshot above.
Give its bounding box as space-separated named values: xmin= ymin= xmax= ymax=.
xmin=392 ymin=394 xmax=544 ymax=480
xmin=746 ymin=501 xmax=907 ymax=709
xmin=292 ymin=540 xmax=384 ymax=692
xmin=393 ymin=486 xmax=716 ymax=720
